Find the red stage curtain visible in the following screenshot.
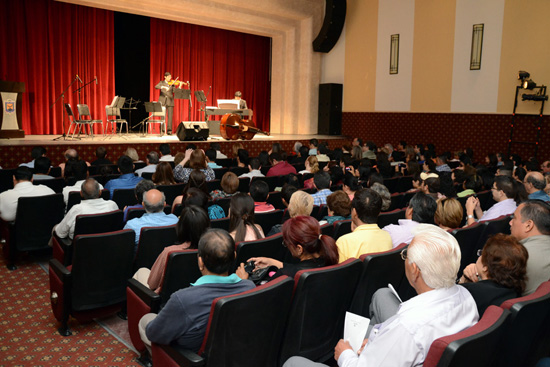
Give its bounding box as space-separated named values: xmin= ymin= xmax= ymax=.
xmin=150 ymin=19 xmax=271 ymax=132
xmin=0 ymin=0 xmax=114 ymax=135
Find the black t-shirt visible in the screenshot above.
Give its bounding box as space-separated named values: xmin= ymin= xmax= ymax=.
xmin=270 ymin=257 xmax=327 ymax=280
xmin=461 ymin=279 xmax=518 ymax=316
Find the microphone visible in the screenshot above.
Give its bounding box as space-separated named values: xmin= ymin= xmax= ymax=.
xmin=76 ymin=75 xmax=83 ymax=83
xmin=95 ymin=76 xmax=98 ymax=85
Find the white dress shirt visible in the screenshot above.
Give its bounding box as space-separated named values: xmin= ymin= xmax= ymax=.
xmin=135 ymin=164 xmax=158 ymax=177
xmin=0 ymin=181 xmax=56 ymax=222
xmin=239 ymin=170 xmax=265 ymax=179
xmin=62 ymin=180 xmax=105 ymax=204
xmin=383 ymin=219 xmax=420 ymax=248
xmin=479 ymin=198 xmax=516 ymax=222
xmin=54 ymin=198 xmax=119 ymax=239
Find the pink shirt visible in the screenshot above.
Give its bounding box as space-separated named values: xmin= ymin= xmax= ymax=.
xmin=148 ymin=242 xmax=191 ymax=293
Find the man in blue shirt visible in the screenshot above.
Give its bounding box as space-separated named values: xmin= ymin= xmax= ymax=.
xmin=123 ymin=189 xmax=178 ymax=247
xmin=105 ymin=155 xmax=143 ymax=198
xmin=311 ymin=171 xmax=332 ymax=206
xmin=524 ymin=172 xmax=550 ymax=202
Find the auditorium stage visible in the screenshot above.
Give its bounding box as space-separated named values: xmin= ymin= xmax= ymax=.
xmin=0 ymin=133 xmax=351 ymax=168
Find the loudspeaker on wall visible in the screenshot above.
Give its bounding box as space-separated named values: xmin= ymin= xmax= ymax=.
xmin=318 ymin=83 xmax=342 ymax=135
xmin=312 ymin=0 xmax=347 ymax=53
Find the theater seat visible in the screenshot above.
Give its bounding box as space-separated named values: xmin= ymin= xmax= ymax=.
xmin=151 ymin=276 xmax=295 ymax=367
xmin=133 ymin=225 xmax=178 ymax=271
xmin=424 ymin=305 xmax=511 ymax=367
xmin=233 ymin=233 xmax=289 ymax=272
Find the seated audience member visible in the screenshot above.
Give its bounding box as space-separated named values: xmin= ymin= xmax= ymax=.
xmin=407 ymin=172 xmax=422 ymax=193
xmin=459 ymin=233 xmax=528 ymax=315
xmin=105 ymin=155 xmax=143 ymax=198
xmin=258 ymin=150 xmax=271 ymax=168
xmin=292 ymin=141 xmax=302 ymax=157
xmin=249 ymin=180 xmax=275 ymax=213
xmin=342 ymin=172 xmax=360 ymax=201
xmin=465 ymin=175 xmax=524 ymax=226
xmin=457 ymin=174 xmax=483 ymax=198
xmin=300 ymin=156 xmax=319 ymax=182
xmin=435 ymin=154 xmax=452 ymax=173
xmin=228 ymin=193 xmax=265 ymax=243
xmin=496 ymin=159 xmax=514 ymax=177
xmin=123 ymin=189 xmax=178 ymax=246
xmin=266 ymin=152 xmax=297 ymax=177
xmin=420 ymin=172 xmax=441 ymax=200
xmin=124 ymin=147 xmax=142 ymax=163
xmin=475 ymin=200 xmax=549 ymax=295
xmin=0 ymin=167 xmax=55 ymax=222
xmin=294 ymin=145 xmax=310 ymax=165
xmin=20 ymin=146 xmax=47 ymax=168
xmin=336 ymin=188 xmax=392 ymax=262
xmin=139 ymin=229 xmax=255 ymax=353
xmin=210 ymin=142 xmax=227 ymax=159
xmin=308 ymin=138 xmax=319 ymax=156
xmin=351 ymin=146 xmax=363 ymax=161
xmin=237 ymin=215 xmax=339 ymax=281
xmin=210 ymin=172 xmax=239 ymax=199
xmin=319 ymin=190 xmax=351 ymax=225
xmin=269 ymin=142 xmax=283 ymax=155
xmin=59 ymin=149 xmax=89 ymax=175
xmin=91 ymin=146 xmax=112 ymax=166
xmin=435 ymin=198 xmax=463 ymax=231
xmin=173 ymin=152 xmax=185 ymax=166
xmin=524 ymin=171 xmax=550 ymax=201
xmin=370 ymin=182 xmax=391 ymax=212
xmin=124 ymin=179 xmax=155 ymax=222
xmin=290 ymin=226 xmax=477 ymax=367
xmin=376 ymin=152 xmax=393 ymax=178
xmin=205 ymin=148 xmax=222 ymax=169
xmin=383 ymin=192 xmax=437 ymax=248
xmin=267 ymin=190 xmax=313 ymax=236
xmin=53 ymin=178 xmax=118 ymax=240
xmin=62 ymin=159 xmax=104 ymax=205
xmin=174 ymin=149 xmax=215 ymax=184
xmin=316 ymin=143 xmax=331 ymax=162
xmin=133 ymin=205 xmax=210 ymax=293
xmin=236 ymin=149 xmax=249 ymax=168
xmin=239 ymin=158 xmax=264 ymax=179
xmin=546 ymin=175 xmax=550 ymax=195
xmin=311 ymin=172 xmax=332 ymax=206
xmin=231 ymin=142 xmax=244 ymax=159
xmin=362 ymin=141 xmax=377 ymax=160
xmin=185 ymin=187 xmax=224 ymax=220
xmin=514 ymin=166 xmax=527 ymax=183
xmin=158 ymin=143 xmax=174 ymax=162
xmin=280 ymin=184 xmax=298 ymax=209
xmin=32 ymin=157 xmax=54 ymax=180
xmin=152 ymin=162 xmax=176 ymax=186
xmin=135 ymin=151 xmax=159 ymax=177
xmin=422 ymin=157 xmax=437 ymax=172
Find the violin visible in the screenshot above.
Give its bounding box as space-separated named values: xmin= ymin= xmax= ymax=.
xmin=167 ymin=78 xmax=189 ymax=87
xmin=220 ymin=113 xmax=270 ymax=140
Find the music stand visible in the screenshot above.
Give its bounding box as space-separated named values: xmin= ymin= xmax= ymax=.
xmin=174 ymin=88 xmax=192 ymax=122
xmin=121 ymin=97 xmax=139 ymax=130
xmin=195 ymin=90 xmax=207 ymax=122
xmin=138 ymin=101 xmax=164 ymax=136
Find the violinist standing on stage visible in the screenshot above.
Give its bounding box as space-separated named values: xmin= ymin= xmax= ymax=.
xmin=155 ymin=72 xmax=186 ymax=135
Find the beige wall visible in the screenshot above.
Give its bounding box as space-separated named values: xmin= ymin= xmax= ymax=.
xmin=497 ymin=0 xmax=550 ymax=115
xmin=410 ymin=0 xmax=455 ymax=112
xmin=343 ymin=0 xmax=378 ymax=112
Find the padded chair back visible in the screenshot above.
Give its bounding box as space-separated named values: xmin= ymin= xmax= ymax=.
xmin=0 ymin=168 xmax=15 ymax=193
xmin=332 ymin=219 xmax=352 ymax=240
xmin=112 ymin=188 xmax=139 ymax=209
xmin=206 ymin=179 xmax=221 ymax=192
xmin=157 ymin=183 xmax=184 ymax=206
xmin=396 ymin=175 xmax=413 ymax=193
xmin=387 ymin=192 xmax=405 ymax=211
xmin=476 ymin=190 xmax=494 ymax=211
xmin=213 ymin=167 xmax=229 ymax=179
xmin=210 ymin=217 xmax=230 ymax=231
xmin=279 ymin=259 xmax=363 ymax=364
xmin=237 ymin=177 xmax=250 ymax=193
xmin=66 ymin=190 xmax=110 ymax=212
xmin=15 ymin=193 xmax=65 ymax=251
xmin=424 ymin=306 xmax=511 ymax=367
xmin=267 ymin=191 xmax=285 ymax=210
xmin=383 ymin=177 xmax=399 ymax=193
xmin=451 ymin=222 xmax=486 ymax=278
xmin=349 ymin=243 xmax=407 ymax=317
xmin=498 ymin=281 xmax=550 ymax=367
xmin=315 ymin=205 xmax=328 ymax=220
xmin=126 ymin=208 xmax=146 ymax=222
xmin=214 ymin=197 xmax=232 ymax=214
xmin=377 ymin=208 xmax=406 ymax=228
xmin=233 ymin=233 xmax=287 ymax=272
xmin=134 ymin=225 xmax=178 ymax=271
xmin=64 ymin=103 xmax=76 ymax=119
xmin=476 ymin=214 xmax=512 ymax=251
xmin=251 ymin=176 xmax=279 ymax=191
xmin=74 ymin=210 xmax=124 ymax=236
xmin=34 ymin=178 xmax=65 ymax=193
xmin=320 ymin=222 xmax=334 ymax=237
xmin=159 ymin=250 xmax=202 ymax=302
xmin=198 ymin=277 xmax=295 ymax=367
xmin=215 ymin=158 xmax=235 ymax=168
xmin=255 ymin=209 xmax=284 ymax=234
xmin=229 ymin=166 xmax=248 ymax=176
xmin=71 ymin=230 xmax=135 ymax=311
xmin=76 ymin=104 xmax=92 ymax=118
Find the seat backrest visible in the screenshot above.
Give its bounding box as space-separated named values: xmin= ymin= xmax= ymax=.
xmin=134 ymin=225 xmax=178 ymax=270
xmin=237 ymin=177 xmax=250 ymax=193
xmin=71 ymin=229 xmax=135 ymax=311
xmin=255 ymin=209 xmax=284 ymax=234
xmin=215 ymin=158 xmax=235 ymax=168
xmin=279 ymin=259 xmax=363 ymax=364
xmin=396 ymin=175 xmax=413 ymax=193
xmin=451 ymin=222 xmax=487 ymax=277
xmin=497 ymin=281 xmax=550 ymax=367
xmin=15 ymin=193 xmax=65 ymax=251
xmin=64 ymin=103 xmax=75 ymax=120
xmin=74 ymin=210 xmax=124 ymax=237
xmin=0 ymin=168 xmax=15 ymax=193
xmin=377 ymin=208 xmax=406 ymax=228
xmin=229 ymin=166 xmax=248 ymax=177
xmin=126 ymin=208 xmax=146 ymax=222
xmin=267 ymin=191 xmax=285 ymax=210
xmin=213 ymin=167 xmax=229 ymax=179
xmin=332 ymin=219 xmax=352 ymax=240
xmin=35 ymin=177 xmax=65 ymax=193
xmin=251 ymin=176 xmax=279 ymax=191
xmin=476 ymin=214 xmax=512 ymax=251
xmin=320 ymin=222 xmax=334 ymax=237
xmin=159 ymin=250 xmax=202 ymax=302
xmin=234 ymin=233 xmax=288 ymax=272
xmin=383 ymin=177 xmax=399 ymax=193
xmin=199 ymin=276 xmax=295 ymax=367
xmin=206 ymin=179 xmax=221 ymax=192
xmin=424 ymin=306 xmax=511 ymax=367
xmin=387 ymin=192 xmax=405 ymax=211
xmin=156 ymin=183 xmax=184 ymax=206
xmin=349 ymin=243 xmax=407 ymax=317
xmin=210 ymin=217 xmax=230 ymax=231
xmin=66 ymin=189 xmax=110 ymax=212
xmin=112 ymin=188 xmax=139 ymax=209
xmin=76 ymin=103 xmax=92 ymax=118
xmin=315 ymin=205 xmax=328 ymax=220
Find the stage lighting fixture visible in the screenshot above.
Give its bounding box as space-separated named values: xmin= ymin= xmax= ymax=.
xmin=523 ymin=79 xmax=537 ymax=90
xmin=522 ymin=93 xmax=548 ymax=102
xmin=518 ymin=70 xmax=530 ymax=80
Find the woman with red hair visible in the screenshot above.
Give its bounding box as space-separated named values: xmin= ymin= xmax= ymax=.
xmin=236 ymin=215 xmax=339 ymax=280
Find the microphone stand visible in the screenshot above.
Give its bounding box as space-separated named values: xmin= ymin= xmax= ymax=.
xmin=51 ymin=75 xmax=79 ymax=141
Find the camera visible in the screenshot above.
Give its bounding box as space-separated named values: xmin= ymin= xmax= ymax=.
xmin=244 ymin=261 xmax=255 ymax=274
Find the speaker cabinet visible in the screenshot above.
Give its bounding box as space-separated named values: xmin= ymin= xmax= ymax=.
xmin=176 ymin=122 xmax=209 ymax=141
xmin=318 ymin=83 xmax=342 ymax=135
xmin=312 ymin=0 xmax=347 ymax=53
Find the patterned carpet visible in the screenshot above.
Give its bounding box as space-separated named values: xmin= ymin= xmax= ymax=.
xmin=0 ymin=251 xmax=141 ymax=366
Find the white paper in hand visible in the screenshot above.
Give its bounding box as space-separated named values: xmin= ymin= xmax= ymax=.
xmin=344 ymin=312 xmax=370 ymax=353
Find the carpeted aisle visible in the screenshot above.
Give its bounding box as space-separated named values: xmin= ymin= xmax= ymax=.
xmin=0 ymin=254 xmax=140 ymax=366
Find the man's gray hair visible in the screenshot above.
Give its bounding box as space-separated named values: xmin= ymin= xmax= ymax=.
xmin=526 ymin=173 xmax=546 ymax=190
xmin=143 ymin=190 xmax=166 ymax=213
xmin=147 ymin=151 xmax=160 ymax=164
xmin=408 ymin=224 xmax=461 ymax=289
xmin=81 ymin=178 xmax=100 ymax=200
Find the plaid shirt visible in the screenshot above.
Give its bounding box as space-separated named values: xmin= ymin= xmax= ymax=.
xmin=311 ymin=189 xmax=332 ymax=206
